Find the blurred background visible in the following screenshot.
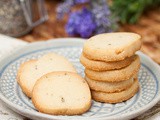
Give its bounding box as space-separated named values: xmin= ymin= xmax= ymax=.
xmin=0 ymin=0 xmax=160 ymax=64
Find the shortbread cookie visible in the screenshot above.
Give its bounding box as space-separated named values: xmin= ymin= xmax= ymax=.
xmin=83 ymin=32 xmax=141 ymax=62
xmin=85 ymin=76 xmax=135 ymax=93
xmin=85 ymin=55 xmax=140 ymax=82
xmin=32 ymin=72 xmax=91 ymax=115
xmin=17 ymin=53 xmax=77 ymax=98
xmin=80 ymin=54 xmax=136 ymax=71
xmin=17 ymin=60 xmax=37 ymax=84
xmin=92 ymin=78 xmax=139 ymax=103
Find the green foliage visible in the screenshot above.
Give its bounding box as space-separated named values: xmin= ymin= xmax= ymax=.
xmin=110 ymin=0 xmax=160 ymax=24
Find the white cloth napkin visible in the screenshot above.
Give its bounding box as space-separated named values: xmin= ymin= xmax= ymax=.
xmin=0 ymin=34 xmax=27 ymax=120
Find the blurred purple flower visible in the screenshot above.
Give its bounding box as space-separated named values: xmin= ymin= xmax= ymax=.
xmin=56 ymin=0 xmax=74 ymax=19
xmin=56 ymin=0 xmax=90 ymax=19
xmin=91 ymin=0 xmax=113 ymax=34
xmin=75 ymin=0 xmax=90 ymax=4
xmin=66 ymin=8 xmax=96 ymax=38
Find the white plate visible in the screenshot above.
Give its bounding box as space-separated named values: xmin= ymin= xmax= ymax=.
xmin=0 ymin=38 xmax=160 ymax=120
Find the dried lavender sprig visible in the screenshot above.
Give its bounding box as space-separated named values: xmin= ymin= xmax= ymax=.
xmin=56 ymin=0 xmax=74 ymax=19
xmin=65 ymin=8 xmax=96 ymax=38
xmin=90 ymin=0 xmax=113 ymax=34
xmin=56 ymin=0 xmax=90 ymax=19
xmin=75 ymin=0 xmax=90 ymax=4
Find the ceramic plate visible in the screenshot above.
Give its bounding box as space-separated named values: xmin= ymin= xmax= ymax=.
xmin=0 ymin=38 xmax=160 ymax=120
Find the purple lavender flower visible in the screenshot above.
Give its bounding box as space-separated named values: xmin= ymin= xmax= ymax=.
xmin=56 ymin=0 xmax=90 ymax=19
xmin=75 ymin=0 xmax=90 ymax=4
xmin=57 ymin=0 xmax=116 ymax=37
xmin=91 ymin=0 xmax=113 ymax=34
xmin=66 ymin=8 xmax=96 ymax=38
xmin=56 ymin=0 xmax=74 ymax=19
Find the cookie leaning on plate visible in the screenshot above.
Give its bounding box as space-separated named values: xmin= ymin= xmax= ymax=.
xmin=83 ymin=32 xmax=141 ymax=62
xmin=17 ymin=53 xmax=77 ymax=98
xmin=32 ymin=72 xmax=91 ymax=115
xmin=80 ymin=54 xmax=136 ymax=71
xmin=17 ymin=60 xmax=36 ymax=85
xmin=85 ymin=55 xmax=140 ymax=82
xmin=91 ymin=78 xmax=139 ymax=103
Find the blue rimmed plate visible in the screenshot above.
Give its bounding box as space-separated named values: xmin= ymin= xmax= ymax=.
xmin=0 ymin=38 xmax=160 ymax=120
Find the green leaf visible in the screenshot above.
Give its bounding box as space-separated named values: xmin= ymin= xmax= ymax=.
xmin=110 ymin=0 xmax=160 ymax=24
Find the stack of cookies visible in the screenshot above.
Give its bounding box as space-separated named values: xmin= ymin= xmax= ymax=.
xmin=80 ymin=32 xmax=142 ymax=103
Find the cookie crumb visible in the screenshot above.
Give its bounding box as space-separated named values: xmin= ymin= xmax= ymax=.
xmin=61 ymin=97 xmax=65 ymax=103
xmin=35 ymin=65 xmax=38 ymax=70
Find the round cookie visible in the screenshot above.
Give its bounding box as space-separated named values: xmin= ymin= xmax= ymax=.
xmin=17 ymin=60 xmax=37 ymax=85
xmin=80 ymin=54 xmax=136 ymax=71
xmin=32 ymin=72 xmax=91 ymax=115
xmin=91 ymin=78 xmax=139 ymax=103
xmin=17 ymin=60 xmax=37 ymax=97
xmin=85 ymin=55 xmax=140 ymax=82
xmin=83 ymin=32 xmax=141 ymax=62
xmin=85 ymin=76 xmax=136 ymax=93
